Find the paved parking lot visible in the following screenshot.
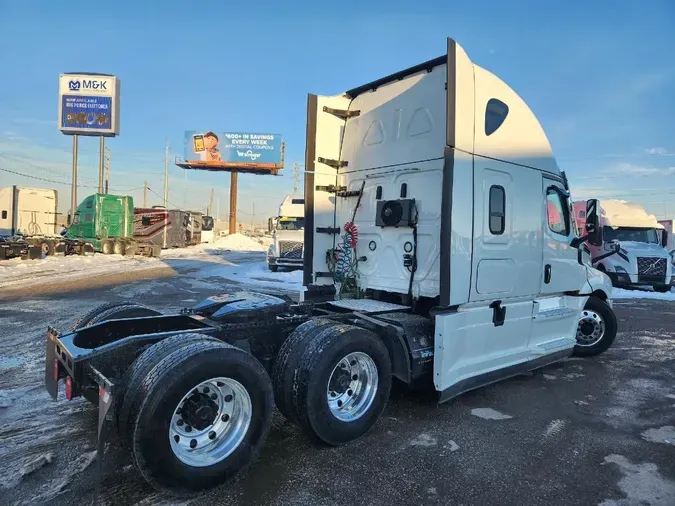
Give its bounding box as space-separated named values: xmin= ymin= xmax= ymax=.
xmin=1 ymin=271 xmax=674 ymax=506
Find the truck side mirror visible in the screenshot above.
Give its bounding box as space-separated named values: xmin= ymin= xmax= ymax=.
xmin=585 ymin=199 xmax=602 ymax=246
xmin=662 ymin=230 xmax=668 ymax=248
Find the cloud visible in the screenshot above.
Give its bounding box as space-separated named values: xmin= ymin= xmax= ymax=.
xmin=645 ymin=147 xmax=673 ymax=156
xmin=612 ymin=162 xmax=675 ymax=176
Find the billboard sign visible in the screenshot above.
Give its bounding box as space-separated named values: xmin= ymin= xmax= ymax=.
xmin=58 ymin=73 xmax=120 ymax=136
xmin=183 ymin=131 xmax=283 ymax=170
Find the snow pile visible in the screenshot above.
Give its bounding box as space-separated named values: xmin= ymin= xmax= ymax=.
xmin=0 ymin=253 xmax=161 ymax=290
xmin=613 ymin=287 xmax=675 ymax=301
xmin=161 ymin=234 xmax=267 ymax=259
xmin=213 ymin=233 xmax=268 ymax=252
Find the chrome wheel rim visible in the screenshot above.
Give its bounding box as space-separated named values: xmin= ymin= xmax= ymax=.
xmin=326 ymin=351 xmax=378 ymax=422
xmin=576 ymin=310 xmax=605 ymax=347
xmin=169 ymin=377 xmax=251 ymax=467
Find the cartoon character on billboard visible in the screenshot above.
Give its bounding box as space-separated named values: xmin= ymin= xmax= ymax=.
xmin=194 ymin=131 xmax=222 ymax=162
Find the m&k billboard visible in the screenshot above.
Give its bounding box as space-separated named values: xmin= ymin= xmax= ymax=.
xmin=58 ymin=73 xmax=121 ymax=136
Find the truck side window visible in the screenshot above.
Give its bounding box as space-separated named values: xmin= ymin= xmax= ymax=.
xmin=485 ymin=99 xmax=509 ymax=136
xmin=546 ymin=190 xmax=569 ymax=236
xmin=489 ymin=185 xmax=505 ymax=235
xmin=1 ymin=210 xmax=6 ymax=219
xmin=86 ymin=200 xmax=93 ymax=209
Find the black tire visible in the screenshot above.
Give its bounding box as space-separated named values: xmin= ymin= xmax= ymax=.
xmin=125 ymin=340 xmax=273 ymax=495
xmin=271 ymin=318 xmax=337 ymax=422
xmin=42 ymin=241 xmax=56 ymax=256
xmin=124 ymin=245 xmax=138 ymax=257
xmin=102 ymin=240 xmax=114 ymax=255
xmin=289 ymin=323 xmax=392 ymax=446
xmin=268 ymin=264 xmax=278 ymax=272
xmin=653 ymin=285 xmax=671 ymax=293
xmin=114 ymin=240 xmax=126 ymax=256
xmin=573 ymin=297 xmax=617 ymax=357
xmin=117 ymin=333 xmax=221 ymax=444
xmin=71 ymin=301 xmax=144 ymax=331
xmin=82 ymin=303 xmax=161 ymax=329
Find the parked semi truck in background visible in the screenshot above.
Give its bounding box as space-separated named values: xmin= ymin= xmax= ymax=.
xmin=45 ymin=37 xmax=618 ymax=498
xmin=573 ymin=199 xmax=672 ymax=291
xmin=267 ymin=194 xmax=304 ymax=271
xmin=66 ymin=193 xmax=161 ymax=257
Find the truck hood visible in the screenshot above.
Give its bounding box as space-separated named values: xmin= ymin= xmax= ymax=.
xmin=618 ymin=241 xmax=669 ymax=258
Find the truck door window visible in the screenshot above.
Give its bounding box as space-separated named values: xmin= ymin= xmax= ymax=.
xmin=546 ymin=189 xmax=569 ymax=236
xmin=141 ymin=216 xmax=151 ymax=226
xmin=489 ymin=185 xmax=505 ymax=235
xmin=1 ymin=211 xmax=6 ymax=219
xmin=84 ymin=214 xmax=93 ymax=223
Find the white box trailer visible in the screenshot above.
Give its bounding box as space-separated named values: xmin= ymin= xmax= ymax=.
xmin=0 ymin=186 xmax=58 ymax=236
xmin=658 ymin=219 xmax=674 ymax=251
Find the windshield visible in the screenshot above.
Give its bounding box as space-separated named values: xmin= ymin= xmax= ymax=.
xmin=277 ymin=217 xmax=304 ymax=230
xmin=603 ymin=226 xmax=659 ymax=244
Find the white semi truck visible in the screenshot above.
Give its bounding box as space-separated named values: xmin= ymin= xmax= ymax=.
xmin=266 ymin=194 xmax=305 ymax=271
xmin=44 ymin=37 xmax=617 ymax=498
xmin=574 ymin=200 xmax=672 ymax=291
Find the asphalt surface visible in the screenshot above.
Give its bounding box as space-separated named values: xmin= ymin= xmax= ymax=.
xmin=1 ymin=257 xmax=674 ymax=506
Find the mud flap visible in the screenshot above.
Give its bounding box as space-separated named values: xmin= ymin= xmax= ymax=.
xmin=45 ymin=327 xmax=59 ymax=400
xmin=91 ymin=366 xmax=115 ymax=506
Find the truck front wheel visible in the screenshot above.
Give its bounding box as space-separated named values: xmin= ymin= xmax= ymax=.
xmin=653 ymin=284 xmax=671 ymax=293
xmin=268 ymin=264 xmax=278 ymax=272
xmin=125 ymin=340 xmax=273 ymax=495
xmin=288 ymin=323 xmax=392 ymax=446
xmin=573 ymin=297 xmax=617 ymax=357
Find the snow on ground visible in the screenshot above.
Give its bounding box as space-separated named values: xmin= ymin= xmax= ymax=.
xmin=613 ymin=287 xmax=675 ymax=301
xmin=0 ymin=234 xmax=299 ymax=293
xmin=0 ymin=252 xmax=161 ymax=290
xmin=161 ymin=233 xmax=268 ymax=259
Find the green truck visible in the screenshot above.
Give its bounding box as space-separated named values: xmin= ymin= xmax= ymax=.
xmin=66 ymin=193 xmax=161 ymax=257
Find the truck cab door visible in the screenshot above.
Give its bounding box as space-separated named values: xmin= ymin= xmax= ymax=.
xmin=529 ymin=177 xmax=587 ymax=352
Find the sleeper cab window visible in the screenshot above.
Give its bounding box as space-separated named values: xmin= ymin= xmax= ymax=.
xmin=489 ymin=185 xmax=505 ymax=235
xmin=1 ymin=210 xmax=6 ymax=219
xmin=546 ymin=190 xmax=569 ymax=236
xmin=485 ymin=99 xmax=509 ymax=136
xmin=85 ymin=199 xmax=93 ymax=209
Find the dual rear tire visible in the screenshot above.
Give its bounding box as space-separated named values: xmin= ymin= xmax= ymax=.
xmin=272 ymin=320 xmax=392 ymax=446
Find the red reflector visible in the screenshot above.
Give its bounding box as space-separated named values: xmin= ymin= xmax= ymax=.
xmin=53 ymin=359 xmax=60 ymax=382
xmin=65 ymin=376 xmax=73 ymax=400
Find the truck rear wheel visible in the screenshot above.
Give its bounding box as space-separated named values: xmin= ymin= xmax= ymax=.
xmin=288 ymin=323 xmax=392 ymax=446
xmin=102 ymin=240 xmax=114 ymax=255
xmin=71 ymin=301 xmax=160 ymax=331
xmin=124 ymin=340 xmax=273 ymax=495
xmin=272 ymin=318 xmax=338 ymax=422
xmin=573 ymin=297 xmax=617 ymax=357
xmin=114 ymin=240 xmax=126 ymax=256
xmin=42 ymin=241 xmax=55 ymax=256
xmin=151 ymin=244 xmax=162 ymax=258
xmin=117 ymin=333 xmax=221 ymax=445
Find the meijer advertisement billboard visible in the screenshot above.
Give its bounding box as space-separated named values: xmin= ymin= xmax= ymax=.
xmin=58 ymin=73 xmax=121 ymax=136
xmin=183 ymin=131 xmax=283 ymax=170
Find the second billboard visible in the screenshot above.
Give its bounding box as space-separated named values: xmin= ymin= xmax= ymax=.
xmin=183 ymin=131 xmax=283 ymax=170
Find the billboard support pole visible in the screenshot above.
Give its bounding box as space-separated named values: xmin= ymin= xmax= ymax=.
xmin=98 ymin=136 xmax=105 ymax=193
xmin=70 ymin=134 xmax=79 ymax=225
xmin=229 ymin=171 xmax=238 ymax=235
